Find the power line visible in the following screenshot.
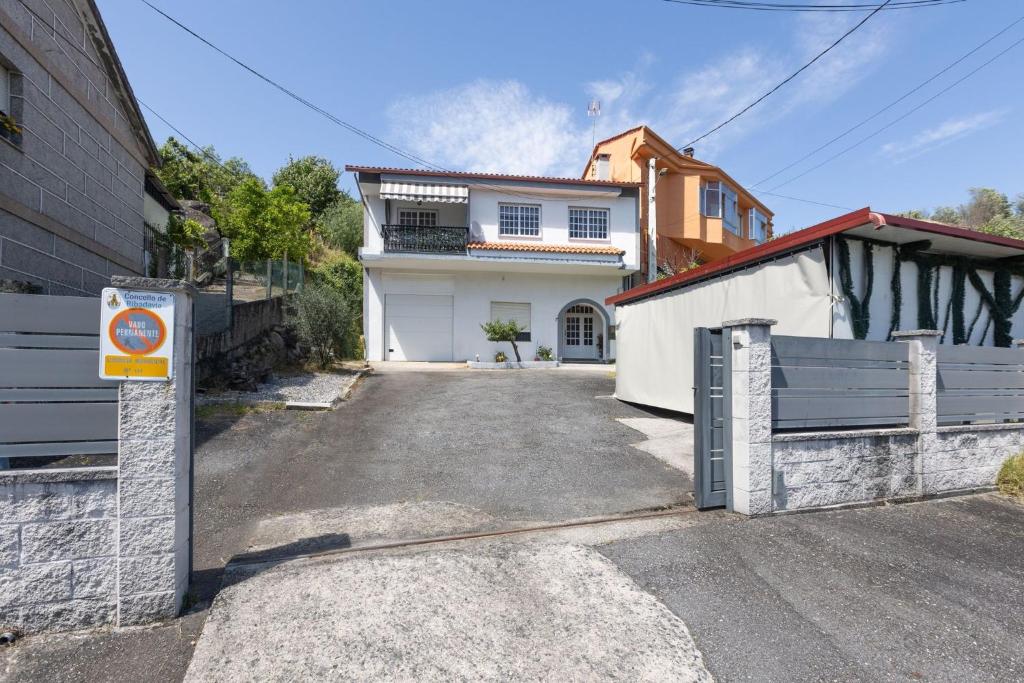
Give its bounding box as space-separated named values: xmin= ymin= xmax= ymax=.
xmin=766 ymin=33 xmax=1024 ymax=192
xmin=677 ymin=0 xmax=894 ymax=150
xmin=662 ymin=0 xmax=962 ymax=11
xmin=752 ymin=14 xmax=1024 ymax=187
xmin=758 ymin=191 xmax=853 ymax=210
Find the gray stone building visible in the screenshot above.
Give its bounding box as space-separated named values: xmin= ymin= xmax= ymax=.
xmin=0 ymin=0 xmax=170 ymax=296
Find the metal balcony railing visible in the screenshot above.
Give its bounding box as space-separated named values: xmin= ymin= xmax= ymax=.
xmin=382 ymin=225 xmax=469 ymax=254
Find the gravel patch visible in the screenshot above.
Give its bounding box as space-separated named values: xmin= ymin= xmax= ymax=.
xmin=198 ymin=371 xmax=364 ymax=407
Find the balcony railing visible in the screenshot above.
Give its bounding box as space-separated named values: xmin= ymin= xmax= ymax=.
xmin=382 ymin=224 xmax=469 ymax=254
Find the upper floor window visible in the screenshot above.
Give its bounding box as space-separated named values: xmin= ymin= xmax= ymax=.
xmin=499 ymin=203 xmax=540 ymax=237
xmin=398 ymin=209 xmax=437 ymax=227
xmin=749 ymin=208 xmax=769 ymax=243
xmin=700 ymin=181 xmax=721 ymax=218
xmin=700 ymin=180 xmax=742 ymax=234
xmin=569 ymin=208 xmax=609 ymax=240
xmin=0 ymin=64 xmax=9 ymax=115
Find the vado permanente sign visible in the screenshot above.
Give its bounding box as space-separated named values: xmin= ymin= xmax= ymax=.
xmin=99 ymin=288 xmax=175 ymax=380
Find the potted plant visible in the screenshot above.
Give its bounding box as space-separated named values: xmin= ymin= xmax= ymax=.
xmin=0 ymin=111 xmax=21 ymax=144
xmin=494 ymin=350 xmax=507 ymax=363
xmin=536 ymin=345 xmax=554 ymax=361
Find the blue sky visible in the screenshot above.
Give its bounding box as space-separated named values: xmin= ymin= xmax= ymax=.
xmin=99 ymin=0 xmax=1024 ymax=232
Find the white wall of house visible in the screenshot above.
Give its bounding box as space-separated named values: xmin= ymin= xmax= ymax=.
xmin=467 ymin=188 xmax=639 ymax=269
xmin=364 ymin=268 xmax=622 ymax=362
xmin=143 ymin=192 xmax=170 ymax=231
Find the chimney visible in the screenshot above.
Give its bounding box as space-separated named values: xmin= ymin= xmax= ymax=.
xmin=682 ymin=147 xmax=695 ymax=157
xmin=595 ymin=154 xmax=611 ymax=181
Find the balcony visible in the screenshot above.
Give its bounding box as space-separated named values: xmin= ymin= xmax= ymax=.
xmin=382 ymin=224 xmax=468 ymax=254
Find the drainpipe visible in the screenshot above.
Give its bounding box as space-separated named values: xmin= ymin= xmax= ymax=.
xmin=647 ymin=158 xmax=658 ymax=284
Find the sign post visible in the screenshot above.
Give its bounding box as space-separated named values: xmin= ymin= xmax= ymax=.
xmin=99 ymin=288 xmax=175 ymax=381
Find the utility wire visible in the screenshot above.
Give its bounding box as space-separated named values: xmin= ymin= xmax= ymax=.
xmin=663 ymin=0 xmax=961 ymax=11
xmin=766 ymin=33 xmax=1024 ymax=192
xmin=752 ymin=14 xmax=1024 ymax=187
xmin=677 ymin=0 xmax=893 ymax=150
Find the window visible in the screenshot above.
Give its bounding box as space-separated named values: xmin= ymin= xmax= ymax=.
xmin=722 ymin=185 xmax=741 ymax=235
xmin=491 ymin=301 xmax=531 ymax=341
xmin=749 ymin=208 xmax=769 ymax=243
xmin=569 ymin=208 xmax=609 ymax=240
xmin=397 ymin=209 xmax=437 ymax=227
xmin=499 ymin=204 xmax=540 ymax=237
xmin=700 ymin=181 xmax=721 ymax=218
xmin=0 ymin=64 xmax=9 ymax=115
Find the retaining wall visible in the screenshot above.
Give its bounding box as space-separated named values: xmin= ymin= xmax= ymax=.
xmin=0 ymin=468 xmax=118 ymax=633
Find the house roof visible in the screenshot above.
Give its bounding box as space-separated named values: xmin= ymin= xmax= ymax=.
xmin=583 ymin=125 xmax=771 ymax=215
xmin=467 ymin=242 xmax=625 ymax=255
xmin=144 ymin=171 xmax=181 ymax=212
xmin=606 ymin=207 xmax=1024 ymax=306
xmin=346 ymin=165 xmax=640 ymax=189
xmin=81 ymin=0 xmax=160 ymax=165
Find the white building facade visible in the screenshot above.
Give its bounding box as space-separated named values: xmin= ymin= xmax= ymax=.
xmin=348 ymin=167 xmax=641 ymax=363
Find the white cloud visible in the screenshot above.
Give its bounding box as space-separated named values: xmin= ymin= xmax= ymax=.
xmin=387 ymin=80 xmax=585 ymax=177
xmin=881 ymin=109 xmax=1008 ymax=162
xmin=384 ymin=11 xmax=896 ymax=176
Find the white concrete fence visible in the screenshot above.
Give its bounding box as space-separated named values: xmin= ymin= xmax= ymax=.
xmin=725 ymin=319 xmax=1024 ymax=515
xmin=1 ymin=278 xmax=193 ymax=634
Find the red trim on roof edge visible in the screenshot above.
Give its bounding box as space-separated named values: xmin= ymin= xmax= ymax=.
xmin=606 ymin=208 xmax=1024 ymax=306
xmin=346 ymin=165 xmax=640 ymax=189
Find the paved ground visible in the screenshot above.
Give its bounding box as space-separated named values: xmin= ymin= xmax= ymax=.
xmin=1 ymin=366 xmax=691 ymax=682
xmin=600 ymin=493 xmax=1024 ymax=682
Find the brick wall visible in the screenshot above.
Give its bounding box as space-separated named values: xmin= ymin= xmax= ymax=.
xmin=0 ymin=0 xmax=149 ymax=295
xmin=0 ymin=467 xmax=119 ymax=633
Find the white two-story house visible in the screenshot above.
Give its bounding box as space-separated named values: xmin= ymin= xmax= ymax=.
xmin=347 ymin=166 xmax=641 ymax=363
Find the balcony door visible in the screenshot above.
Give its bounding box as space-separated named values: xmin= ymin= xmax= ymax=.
xmin=562 ymin=304 xmax=598 ymax=360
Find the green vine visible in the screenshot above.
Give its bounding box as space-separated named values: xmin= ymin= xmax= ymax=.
xmin=950 ymin=266 xmax=967 ymax=344
xmin=836 ymin=237 xmax=874 ymax=339
xmin=916 ymin=262 xmax=936 ymax=330
xmin=887 ymin=247 xmax=902 ymax=340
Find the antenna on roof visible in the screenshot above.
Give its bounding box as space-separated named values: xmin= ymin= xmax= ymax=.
xmin=587 ymin=100 xmax=601 ymax=148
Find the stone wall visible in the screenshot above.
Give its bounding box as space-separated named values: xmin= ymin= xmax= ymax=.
xmin=0 ymin=467 xmax=119 ymax=633
xmin=196 ymin=296 xmax=300 ymax=388
xmin=0 ymin=0 xmax=149 ymax=295
xmin=725 ymin=322 xmax=1024 ymax=515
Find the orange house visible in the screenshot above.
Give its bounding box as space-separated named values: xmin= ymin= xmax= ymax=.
xmin=583 ymin=126 xmax=773 ymax=280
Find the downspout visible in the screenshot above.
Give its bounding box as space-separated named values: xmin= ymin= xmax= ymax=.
xmin=647 ymin=158 xmax=658 ymax=284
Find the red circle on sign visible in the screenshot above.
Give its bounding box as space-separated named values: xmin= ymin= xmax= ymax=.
xmin=109 ymin=308 xmax=167 ymax=355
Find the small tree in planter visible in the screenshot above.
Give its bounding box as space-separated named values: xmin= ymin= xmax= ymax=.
xmin=480 ymin=319 xmax=525 ymax=363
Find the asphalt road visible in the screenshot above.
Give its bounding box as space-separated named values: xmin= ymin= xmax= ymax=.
xmin=599 ymin=493 xmax=1024 ymax=682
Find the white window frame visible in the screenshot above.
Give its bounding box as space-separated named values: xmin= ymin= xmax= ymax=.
xmin=0 ymin=64 xmax=9 ymax=116
xmin=721 ymin=185 xmax=741 ymax=235
xmin=700 ymin=181 xmax=721 ymax=219
xmin=490 ymin=301 xmax=531 ymax=341
xmin=498 ymin=203 xmax=541 ymax=238
xmin=749 ymin=208 xmax=769 ymax=243
xmin=397 ymin=208 xmax=438 ymax=227
xmin=568 ymin=207 xmax=610 ymax=241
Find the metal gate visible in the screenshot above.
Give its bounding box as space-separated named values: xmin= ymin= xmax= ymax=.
xmin=693 ymin=327 xmax=730 ymax=509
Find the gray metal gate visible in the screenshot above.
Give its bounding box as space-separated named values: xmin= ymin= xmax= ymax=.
xmin=693 ymin=327 xmax=730 ymax=509
xmin=0 ymin=293 xmax=117 ymax=468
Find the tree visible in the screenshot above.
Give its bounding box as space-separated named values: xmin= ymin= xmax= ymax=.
xmin=962 ymin=187 xmax=1011 ymax=229
xmin=219 ymin=178 xmax=312 ymax=262
xmin=481 ymin=319 xmax=525 ymax=363
xmin=154 ymin=137 xmax=256 ymax=209
xmin=930 ymin=206 xmax=962 ymax=226
xmin=316 ymin=196 xmax=363 ymax=256
xmin=311 ymin=252 xmax=363 ymax=357
xmin=272 ymin=155 xmax=343 ymax=219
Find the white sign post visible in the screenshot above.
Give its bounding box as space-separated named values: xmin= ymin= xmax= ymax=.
xmin=99 ymin=287 xmax=175 ymax=381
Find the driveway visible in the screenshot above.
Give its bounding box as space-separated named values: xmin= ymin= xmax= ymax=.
xmin=193 ymin=365 xmax=692 ymax=567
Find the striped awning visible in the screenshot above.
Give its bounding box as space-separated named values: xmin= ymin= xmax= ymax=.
xmin=380 ymin=181 xmax=469 ymax=204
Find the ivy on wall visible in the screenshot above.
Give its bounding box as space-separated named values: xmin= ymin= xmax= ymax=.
xmin=837 ymin=235 xmax=1024 ymax=346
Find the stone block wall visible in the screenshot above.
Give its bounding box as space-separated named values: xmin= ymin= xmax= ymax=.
xmin=0 ymin=0 xmax=149 ymax=295
xmin=0 ymin=467 xmax=119 ymax=633
xmin=725 ymin=323 xmax=1024 ymax=515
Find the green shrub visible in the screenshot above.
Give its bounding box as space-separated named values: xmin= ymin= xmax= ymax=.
xmin=316 ymin=199 xmax=363 ymax=257
xmin=309 ymin=252 xmax=363 ymax=357
xmin=997 ymin=453 xmax=1024 ymax=498
xmin=494 ymin=350 xmax=507 ymax=363
xmin=294 ymin=283 xmax=351 ymax=367
xmin=536 ymin=345 xmax=554 ymax=361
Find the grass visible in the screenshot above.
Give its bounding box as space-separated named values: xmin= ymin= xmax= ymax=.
xmin=997 ymin=453 xmax=1024 ymax=499
xmin=195 ymin=402 xmax=285 ymax=420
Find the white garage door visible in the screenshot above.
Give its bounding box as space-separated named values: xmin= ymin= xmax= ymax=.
xmin=385 ymin=294 xmax=454 ymax=361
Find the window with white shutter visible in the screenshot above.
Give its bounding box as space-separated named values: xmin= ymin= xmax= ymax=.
xmin=490 ymin=302 xmax=531 ymax=341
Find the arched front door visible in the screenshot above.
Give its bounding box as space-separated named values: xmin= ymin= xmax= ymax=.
xmin=562 ymin=304 xmax=600 ymax=360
